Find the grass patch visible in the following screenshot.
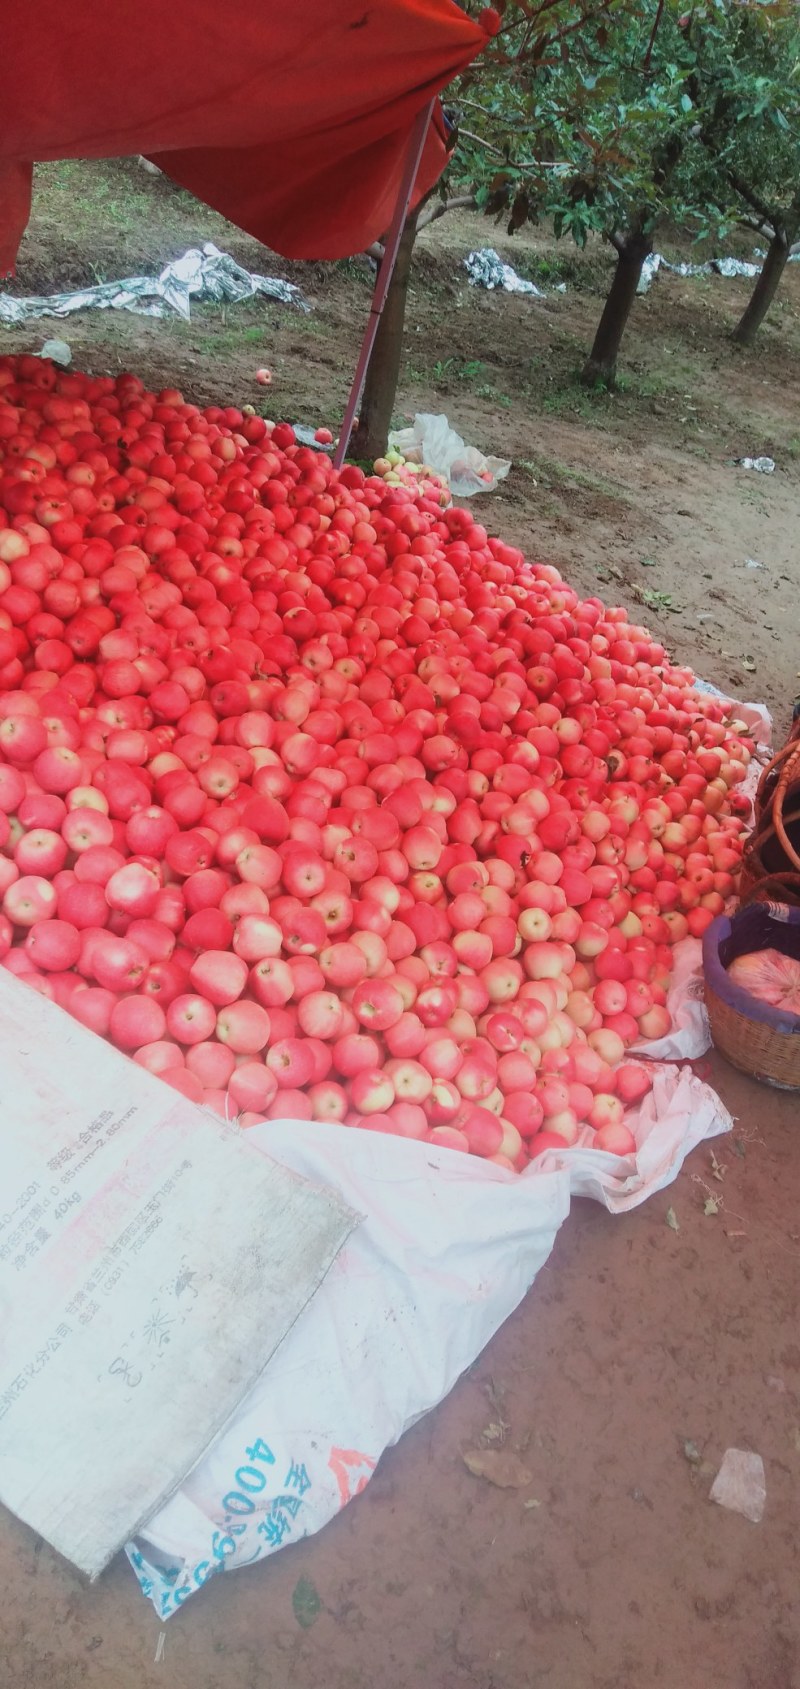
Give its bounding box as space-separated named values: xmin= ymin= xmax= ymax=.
xmin=518 ymin=453 xmax=629 ymax=502
xmin=299 ymin=315 xmax=333 ymax=340
xmin=515 ymin=248 xmax=609 ymax=290
xmin=334 ymin=256 xmax=372 ymax=285
xmin=474 ymin=382 xmax=511 ymax=407
xmin=540 ymin=371 xmax=612 ymax=422
xmin=432 ymin=356 xmax=487 ymax=384
xmin=406 ymin=354 xmax=511 ymax=407
xmin=185 ymin=323 xmax=267 ymax=354
xmin=34 ymin=159 xmax=199 ymax=242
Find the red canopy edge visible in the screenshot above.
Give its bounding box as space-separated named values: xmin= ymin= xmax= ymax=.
xmin=0 ymin=0 xmax=493 ymax=272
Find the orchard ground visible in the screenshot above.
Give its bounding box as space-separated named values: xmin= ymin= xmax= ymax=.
xmin=1 ymin=159 xmax=799 ymax=1689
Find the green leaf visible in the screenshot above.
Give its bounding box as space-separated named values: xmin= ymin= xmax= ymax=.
xmin=292 ymin=1575 xmax=322 ymax=1629
xmin=448 ymin=0 xmax=800 ymax=323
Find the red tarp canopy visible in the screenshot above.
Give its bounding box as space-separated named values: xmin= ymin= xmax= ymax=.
xmin=0 ymin=0 xmax=493 ymax=273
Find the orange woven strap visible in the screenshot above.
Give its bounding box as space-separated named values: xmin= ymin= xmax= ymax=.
xmin=744 ymin=798 xmax=800 ymax=856
xmin=755 ymin=739 xmax=799 ymax=811
xmin=774 ymin=745 xmax=800 ymax=872
xmin=746 ymin=816 xmax=778 ymax=852
xmin=742 ymin=872 xmax=800 ymax=907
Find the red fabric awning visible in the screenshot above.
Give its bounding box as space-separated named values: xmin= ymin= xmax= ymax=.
xmin=0 ymin=0 xmax=493 ymax=272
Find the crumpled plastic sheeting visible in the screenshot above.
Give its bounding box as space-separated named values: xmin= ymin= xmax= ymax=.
xmin=754 ymin=246 xmax=800 ymax=264
xmin=389 ymin=412 xmax=511 ymax=496
xmin=468 ymin=244 xmax=782 ymax=302
xmin=637 ymin=249 xmax=797 ymax=295
xmin=127 ymin=1063 xmax=732 ymax=1618
xmin=736 ymin=456 xmax=775 ymax=474
xmin=0 ymin=242 xmax=308 ymax=325
xmin=464 ymin=248 xmax=548 ymax=296
xmin=38 ymin=338 xmax=71 ymax=366
xmin=293 ymin=425 xmax=330 ymax=451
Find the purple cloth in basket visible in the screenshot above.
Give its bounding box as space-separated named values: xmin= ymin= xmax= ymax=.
xmin=719 ymin=902 xmax=800 ymax=968
xmin=704 ymin=904 xmax=800 ymax=1035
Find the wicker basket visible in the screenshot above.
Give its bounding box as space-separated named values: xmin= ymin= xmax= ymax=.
xmin=703 ymin=905 xmax=800 ymax=1089
xmin=740 ymin=737 xmax=800 ymax=906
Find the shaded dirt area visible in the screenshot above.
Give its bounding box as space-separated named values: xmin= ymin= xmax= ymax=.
xmin=3 ymin=1060 xmax=799 ymax=1689
xmin=1 ymin=159 xmax=799 ymax=1689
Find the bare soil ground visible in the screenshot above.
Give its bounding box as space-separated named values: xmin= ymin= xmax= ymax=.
xmin=1 ymin=159 xmax=799 ymax=1689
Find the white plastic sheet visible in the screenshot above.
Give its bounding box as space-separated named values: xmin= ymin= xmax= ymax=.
xmin=634 ymin=936 xmax=710 ymax=1062
xmin=464 ymin=248 xmax=546 ymax=296
xmin=0 ymin=243 xmax=307 ymax=325
xmin=388 ymin=413 xmax=511 ymax=497
xmin=125 ymin=677 xmax=765 ymax=1614
xmin=637 ymin=250 xmax=799 ymax=295
xmin=127 ymin=1065 xmax=731 ymax=1616
xmin=0 ymin=970 xmax=355 ymax=1579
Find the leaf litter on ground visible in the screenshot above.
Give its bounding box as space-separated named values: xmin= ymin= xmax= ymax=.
xmin=462 ymin=1449 xmax=534 ymax=1490
xmin=292 ymin=1575 xmax=322 ymax=1629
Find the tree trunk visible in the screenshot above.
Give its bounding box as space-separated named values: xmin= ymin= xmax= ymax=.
xmin=350 ymin=213 xmax=418 ymax=461
xmin=732 ymin=229 xmax=790 ymax=346
xmin=581 ymin=233 xmax=652 ymax=388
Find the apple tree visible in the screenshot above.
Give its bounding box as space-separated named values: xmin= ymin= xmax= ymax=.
xmin=467 ymin=0 xmax=719 ymax=387
xmin=349 ymin=0 xmax=612 ymax=460
xmin=688 ymin=0 xmax=800 ymax=345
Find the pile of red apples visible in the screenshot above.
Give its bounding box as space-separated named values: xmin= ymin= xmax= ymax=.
xmin=0 ymin=355 xmax=751 ymax=1170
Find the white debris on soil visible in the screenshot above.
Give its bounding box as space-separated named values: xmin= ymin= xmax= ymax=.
xmin=709 ymin=1449 xmax=766 ymax=1523
xmin=736 ymin=457 xmax=776 ymax=474
xmin=38 ymin=338 xmax=72 ymax=365
xmin=0 ymin=243 xmax=307 ymax=324
xmin=465 ymin=249 xmax=546 ymax=295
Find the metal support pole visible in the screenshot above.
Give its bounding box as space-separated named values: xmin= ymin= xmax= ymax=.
xmin=333 ymin=98 xmax=435 ymax=470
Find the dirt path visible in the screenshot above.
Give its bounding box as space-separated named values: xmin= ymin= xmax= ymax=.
xmin=2 ymin=1055 xmax=798 ymax=1689
xmin=1 ymin=160 xmax=799 ymax=1689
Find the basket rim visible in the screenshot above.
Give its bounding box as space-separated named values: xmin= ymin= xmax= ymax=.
xmin=703 ymin=912 xmax=800 ymax=1035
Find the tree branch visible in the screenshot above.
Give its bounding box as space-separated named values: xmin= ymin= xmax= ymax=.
xmin=642 ymin=0 xmax=665 ymax=71
xmin=416 ymin=193 xmax=477 ymax=232
xmin=737 ymin=214 xmax=775 ymax=239
xmin=497 ymin=0 xmax=580 ymax=36
xmin=456 ymin=96 xmax=546 ymax=135
xmin=608 ymin=229 xmax=626 ymax=254
xmin=457 ymin=128 xmax=568 ymax=172
xmin=458 ymin=128 xmax=508 ymax=162
xmin=366 ymin=194 xmax=479 ymax=261
xmin=727 ymin=167 xmax=783 ymax=239
xmin=496 ymin=0 xmax=613 ymax=46
xmin=690 ymin=82 xmax=786 ymax=238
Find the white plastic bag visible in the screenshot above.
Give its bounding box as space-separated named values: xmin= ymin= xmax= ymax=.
xmin=634 ymin=936 xmax=710 ymax=1062
xmin=127 ymin=1064 xmax=731 ymax=1617
xmin=388 ymin=413 xmax=511 ymax=497
xmin=692 ymin=678 xmax=772 ymax=760
xmin=464 ymin=248 xmax=546 ymax=296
